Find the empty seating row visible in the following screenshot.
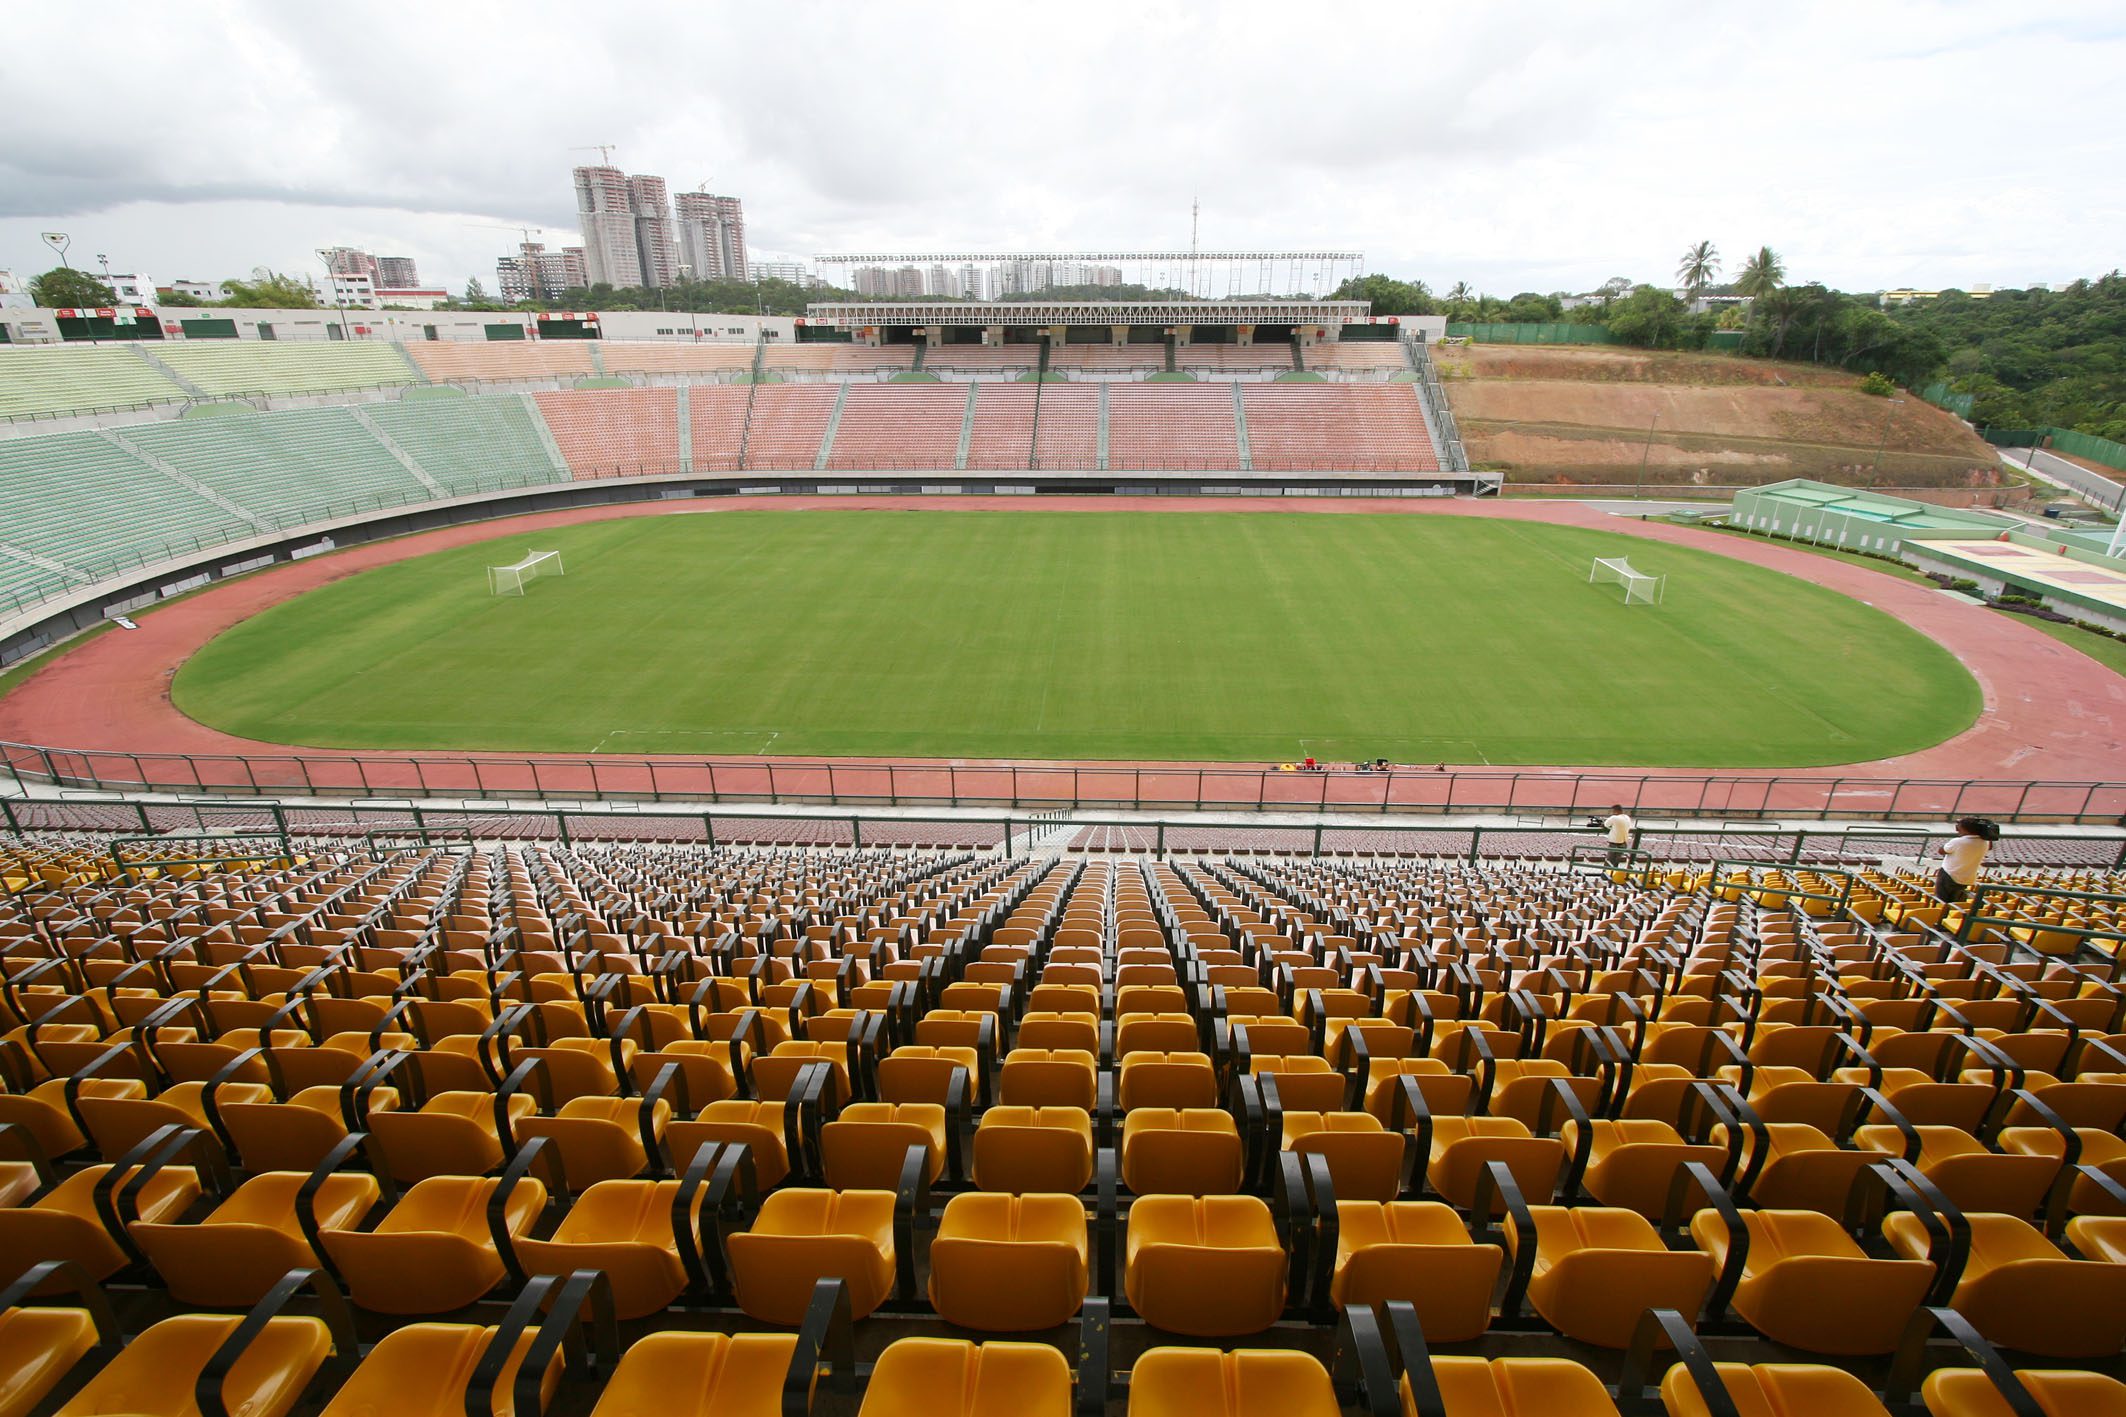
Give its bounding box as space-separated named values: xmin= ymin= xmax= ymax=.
xmin=826 ymin=385 xmax=967 ymax=469
xmin=1107 ymin=385 xmax=1241 ymax=468
xmin=7 ymin=835 xmax=2118 ymax=1415
xmin=1174 ymin=346 xmax=1293 ymax=371
xmin=362 ymin=394 xmax=568 ymax=496
xmin=0 ymin=432 xmax=237 ymax=605
xmin=1242 ymin=385 xmax=1440 ymax=471
xmin=154 ymin=341 xmax=418 ymax=398
xmin=0 ymin=346 xmax=186 ymax=421
xmin=533 ymin=388 xmax=682 ymax=477
xmin=406 ymin=342 xmax=597 ymax=382
xmin=121 ymin=409 xmax=433 ymax=527
xmin=7 ymin=1264 xmax=2118 ymax=1417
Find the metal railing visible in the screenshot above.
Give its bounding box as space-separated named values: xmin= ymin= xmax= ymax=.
xmin=5 ymin=744 xmax=2123 ymax=825
xmin=4 ymin=798 xmax=2126 ymax=875
xmin=4 ymin=796 xmax=2121 ymax=870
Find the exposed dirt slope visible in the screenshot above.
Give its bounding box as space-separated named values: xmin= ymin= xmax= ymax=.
xmin=1440 ymin=344 xmax=2000 ymax=489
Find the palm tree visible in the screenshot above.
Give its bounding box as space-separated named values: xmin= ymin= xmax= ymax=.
xmin=1676 ymin=241 xmax=1719 ymax=296
xmin=1734 ymin=245 xmax=1786 ymax=299
xmin=1446 ymin=281 xmax=1473 ymax=303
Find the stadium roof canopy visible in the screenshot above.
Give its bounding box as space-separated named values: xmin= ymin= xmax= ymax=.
xmin=802 ymin=300 xmax=1374 ymax=329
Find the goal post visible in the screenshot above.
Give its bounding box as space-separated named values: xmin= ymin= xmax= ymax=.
xmin=488 ymin=550 xmax=564 ymax=596
xmin=1590 ymin=555 xmax=1665 ymax=605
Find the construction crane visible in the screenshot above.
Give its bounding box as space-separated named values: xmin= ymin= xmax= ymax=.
xmin=465 ymin=222 xmax=557 ymax=248
xmin=568 ymin=144 xmax=617 ymax=166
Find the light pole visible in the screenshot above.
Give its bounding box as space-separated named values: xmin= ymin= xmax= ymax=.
xmin=1634 ymin=411 xmax=1658 ymax=501
xmin=96 ymin=254 xmax=113 ymax=294
xmin=40 ymin=232 xmax=72 ymax=269
xmin=1868 ymin=398 xmax=1907 ymax=486
xmin=314 ymin=248 xmax=350 ymax=340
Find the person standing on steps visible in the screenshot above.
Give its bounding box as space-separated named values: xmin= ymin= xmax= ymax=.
xmin=1934 ymin=816 xmax=1999 ymax=904
xmin=1602 ymin=805 xmax=1634 ymax=865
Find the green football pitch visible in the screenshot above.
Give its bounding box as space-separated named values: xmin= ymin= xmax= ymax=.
xmin=172 ymin=510 xmax=1979 ymax=766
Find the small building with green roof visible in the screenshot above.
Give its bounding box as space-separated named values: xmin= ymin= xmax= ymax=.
xmin=1728 ymin=479 xmax=2019 ymax=555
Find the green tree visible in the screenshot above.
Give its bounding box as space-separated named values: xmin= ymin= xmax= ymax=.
xmin=1445 ymin=281 xmax=1473 ymax=303
xmin=218 ymin=269 xmax=319 ymax=308
xmin=1328 ymin=273 xmax=1435 ymax=316
xmin=1676 ymin=241 xmax=1719 ymax=296
xmin=1604 ymin=286 xmax=1693 ymax=348
xmin=1500 ymin=292 xmax=1563 ymax=323
xmin=1734 ymin=245 xmax=1786 ymax=299
xmin=29 ymin=266 xmax=116 ymax=307
xmin=154 ymin=288 xmax=204 ymax=307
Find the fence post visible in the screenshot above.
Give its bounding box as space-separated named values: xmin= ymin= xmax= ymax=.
xmin=1790 ymin=833 xmax=1805 ymax=865
xmin=0 ymin=797 xmax=17 ymax=834
xmin=1467 ymin=826 xmax=1482 ymax=864
xmin=850 ymin=816 xmax=862 ymax=849
xmin=1155 ymin=821 xmax=1165 ymax=858
xmin=136 ymin=801 xmax=153 ymax=832
xmin=557 ymin=812 xmax=571 ymax=846
xmin=1312 ymin=823 xmax=1323 ymax=858
xmin=269 ymin=802 xmax=288 ymax=838
xmin=1004 ymin=815 xmax=1015 ymax=855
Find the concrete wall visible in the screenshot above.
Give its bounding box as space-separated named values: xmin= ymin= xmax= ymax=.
xmin=0 ymin=306 xmax=797 ymax=345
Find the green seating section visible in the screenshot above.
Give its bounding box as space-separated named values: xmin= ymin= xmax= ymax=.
xmin=364 ymin=394 xmax=567 ymax=494
xmin=0 ymin=434 xmax=233 ymax=608
xmin=0 ymin=393 xmax=580 ymax=617
xmin=121 ymin=410 xmax=434 ymax=529
xmin=0 ymin=348 xmax=186 ymax=421
xmin=152 ymin=340 xmax=417 ymax=397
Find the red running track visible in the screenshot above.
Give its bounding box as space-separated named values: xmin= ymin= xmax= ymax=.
xmin=2 ymin=496 xmax=2122 ymax=817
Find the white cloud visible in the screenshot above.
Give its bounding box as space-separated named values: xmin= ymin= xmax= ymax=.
xmin=1 ymin=0 xmax=2119 ymax=295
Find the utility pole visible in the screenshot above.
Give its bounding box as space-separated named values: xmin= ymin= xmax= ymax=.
xmin=315 ymin=249 xmax=351 ymax=340
xmin=1635 ymin=411 xmax=1658 ymax=501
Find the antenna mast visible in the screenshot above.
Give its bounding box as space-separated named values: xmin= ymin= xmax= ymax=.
xmin=1189 ymin=197 xmax=1199 ymax=298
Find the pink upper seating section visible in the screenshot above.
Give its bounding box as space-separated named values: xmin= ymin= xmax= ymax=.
xmin=1306 ymin=342 xmax=1409 ymax=370
xmin=740 ymin=385 xmax=838 ymax=467
xmin=1174 ymin=344 xmax=1290 ymax=371
xmin=961 ymin=385 xmax=1035 ymax=470
xmin=1242 ymin=385 xmax=1440 ymax=470
xmin=829 ymin=346 xmax=917 ymax=373
xmin=533 ymin=387 xmax=678 ymax=477
xmin=409 ymin=342 xmax=596 ymax=381
xmin=1048 ymin=346 xmax=1165 ymax=372
xmin=601 ymin=344 xmax=754 ymax=375
xmin=1106 ymin=385 xmax=1240 ymax=469
xmin=926 ymin=346 xmax=1041 ymax=373
xmin=690 ymin=385 xmax=750 ymax=471
xmin=1033 ymin=385 xmax=1100 ymax=469
xmin=826 ymin=384 xmax=965 ymax=469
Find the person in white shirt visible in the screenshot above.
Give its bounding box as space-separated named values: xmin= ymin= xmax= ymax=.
xmin=1935 ymin=816 xmax=1997 ymax=903
xmin=1602 ymin=806 xmax=1634 ymax=863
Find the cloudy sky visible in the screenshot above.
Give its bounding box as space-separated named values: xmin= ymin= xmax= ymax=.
xmin=3 ymin=0 xmax=2119 ymax=298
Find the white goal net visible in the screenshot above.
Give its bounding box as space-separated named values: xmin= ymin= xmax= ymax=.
xmin=1590 ymin=556 xmax=1665 ymax=605
xmin=488 ymin=550 xmax=564 ymax=596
